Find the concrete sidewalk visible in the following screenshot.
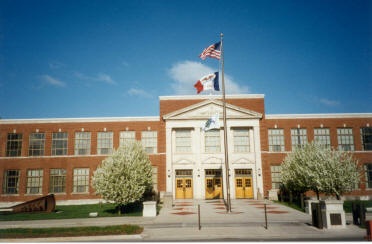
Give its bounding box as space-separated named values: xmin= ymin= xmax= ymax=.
xmin=0 ymin=199 xmax=368 ymax=242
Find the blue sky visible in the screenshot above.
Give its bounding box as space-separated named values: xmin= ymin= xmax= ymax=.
xmin=0 ymin=0 xmax=371 ymax=119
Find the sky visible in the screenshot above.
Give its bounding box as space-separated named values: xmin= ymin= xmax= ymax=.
xmin=0 ymin=0 xmax=371 ymax=119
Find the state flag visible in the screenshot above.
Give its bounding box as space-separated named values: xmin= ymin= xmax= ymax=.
xmin=194 ymin=72 xmax=219 ymax=94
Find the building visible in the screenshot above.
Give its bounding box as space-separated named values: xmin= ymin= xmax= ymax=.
xmin=0 ymin=94 xmax=371 ymax=206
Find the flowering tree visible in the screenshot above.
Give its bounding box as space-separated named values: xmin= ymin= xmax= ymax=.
xmin=281 ymin=141 xmax=361 ymax=200
xmin=92 ymin=141 xmax=153 ymax=214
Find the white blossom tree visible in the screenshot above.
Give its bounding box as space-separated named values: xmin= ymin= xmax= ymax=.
xmin=92 ymin=141 xmax=153 ymax=214
xmin=281 ymin=141 xmax=361 ymax=200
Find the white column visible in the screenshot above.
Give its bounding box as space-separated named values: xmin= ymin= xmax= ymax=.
xmin=165 ymin=126 xmax=173 ymax=193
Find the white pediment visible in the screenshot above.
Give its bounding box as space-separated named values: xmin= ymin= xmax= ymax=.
xmin=163 ymin=99 xmax=262 ymax=120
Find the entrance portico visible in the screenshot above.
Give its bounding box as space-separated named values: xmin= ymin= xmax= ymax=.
xmin=163 ymin=97 xmax=263 ymax=200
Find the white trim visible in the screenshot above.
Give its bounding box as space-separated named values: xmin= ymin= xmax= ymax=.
xmin=159 ymin=94 xmax=265 ymax=100
xmin=0 ymin=116 xmax=160 ymax=124
xmin=266 ymin=113 xmax=372 ymax=119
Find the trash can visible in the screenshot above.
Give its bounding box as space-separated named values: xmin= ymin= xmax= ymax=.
xmin=352 ymin=201 xmax=366 ymax=226
xmin=365 ymin=220 xmax=372 ymax=241
xmin=311 ymin=202 xmax=323 ymax=229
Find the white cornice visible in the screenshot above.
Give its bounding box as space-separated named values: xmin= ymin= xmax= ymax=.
xmin=265 ymin=113 xmax=372 ymax=119
xmin=0 ymin=116 xmax=160 ymax=124
xmin=159 ymin=94 xmax=265 ymax=100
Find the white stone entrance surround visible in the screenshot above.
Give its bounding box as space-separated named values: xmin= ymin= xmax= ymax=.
xmin=163 ymin=98 xmax=264 ymax=200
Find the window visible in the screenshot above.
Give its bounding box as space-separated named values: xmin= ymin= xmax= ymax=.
xmin=175 ymin=169 xmax=193 ymax=176
xmin=268 ymin=129 xmax=284 ymax=152
xmin=205 ymin=129 xmax=220 ymax=153
xmin=141 ymin=131 xmax=157 ymax=154
xmin=3 ymin=170 xmax=20 ymax=194
xmin=270 ymin=165 xmax=282 ymax=189
xmin=119 ymin=131 xmax=136 ymax=147
xmin=291 ymin=128 xmax=307 ymax=149
xmin=365 ymin=164 xmax=372 ymax=189
xmin=361 ymin=127 xmax=372 ymax=151
xmin=49 ymin=169 xmax=66 ymax=193
xmin=28 ymin=133 xmax=45 ymax=156
xmin=233 ymin=128 xmax=250 ymax=152
xmin=97 ymin=132 xmax=113 ymax=155
xmin=26 ymin=169 xmax=43 ymax=194
xmin=52 ymin=132 xmax=68 ymax=155
xmin=175 ymin=129 xmax=191 ymax=153
xmin=75 ymin=132 xmax=91 ymax=155
xmin=337 ymin=128 xmax=354 ymax=151
xmin=6 ymin=133 xmax=23 ymax=157
xmin=314 ymin=128 xmax=331 ymax=148
xmin=73 ymin=168 xmax=89 ymax=193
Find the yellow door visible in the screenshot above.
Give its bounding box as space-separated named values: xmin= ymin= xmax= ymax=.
xmin=235 ymin=178 xmax=244 ymax=199
xmin=175 ymin=178 xmax=193 ymax=199
xmin=205 ymin=177 xmax=223 ymax=199
xmin=235 ymin=177 xmax=253 ymax=199
xmin=244 ymin=177 xmax=253 ymax=198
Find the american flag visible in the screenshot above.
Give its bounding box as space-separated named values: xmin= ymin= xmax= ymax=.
xmin=199 ymin=42 xmax=221 ymax=60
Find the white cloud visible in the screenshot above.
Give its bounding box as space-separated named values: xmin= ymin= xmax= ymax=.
xmin=74 ymin=72 xmax=116 ymax=85
xmin=40 ymin=74 xmax=66 ymax=87
xmin=319 ymin=98 xmax=340 ymax=107
xmin=127 ymin=88 xmax=153 ymax=99
xmin=97 ymin=73 xmax=116 ymax=84
xmin=168 ymin=60 xmax=250 ymax=95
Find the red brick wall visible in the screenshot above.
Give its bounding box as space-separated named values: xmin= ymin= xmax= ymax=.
xmin=160 ymin=97 xmax=265 ymax=117
xmin=0 ymin=119 xmax=166 ymax=203
xmin=260 ymin=116 xmax=372 ymax=197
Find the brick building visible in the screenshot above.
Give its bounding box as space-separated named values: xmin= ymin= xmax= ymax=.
xmin=0 ymin=94 xmax=371 ymax=206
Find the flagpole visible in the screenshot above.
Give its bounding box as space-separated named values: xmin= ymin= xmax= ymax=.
xmin=220 ymin=33 xmax=231 ymax=213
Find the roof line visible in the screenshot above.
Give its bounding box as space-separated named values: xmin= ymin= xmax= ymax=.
xmin=266 ymin=113 xmax=372 ymax=119
xmin=159 ymin=94 xmax=265 ymax=100
xmin=0 ymin=116 xmax=160 ymax=124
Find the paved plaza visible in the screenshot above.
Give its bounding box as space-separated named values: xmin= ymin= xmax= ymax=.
xmin=0 ymin=199 xmax=368 ymax=242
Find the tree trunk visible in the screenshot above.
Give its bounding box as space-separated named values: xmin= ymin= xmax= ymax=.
xmin=300 ymin=193 xmax=304 ymax=209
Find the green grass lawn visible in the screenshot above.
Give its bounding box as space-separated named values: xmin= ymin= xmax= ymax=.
xmin=0 ymin=225 xmax=143 ymax=239
xmin=0 ymin=201 xmax=144 ymax=221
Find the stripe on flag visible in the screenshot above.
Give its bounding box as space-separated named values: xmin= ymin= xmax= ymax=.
xmin=199 ymin=42 xmax=221 ymax=60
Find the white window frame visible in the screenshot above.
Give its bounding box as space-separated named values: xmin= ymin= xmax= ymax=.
xmin=233 ymin=128 xmax=250 ymax=153
xmin=270 ymin=165 xmax=282 ymax=190
xmin=26 ymin=169 xmax=43 ymax=194
xmin=73 ymin=168 xmax=90 ymax=193
xmin=291 ymin=128 xmax=307 ymax=149
xmin=75 ymin=132 xmax=91 ymax=155
xmin=119 ymin=131 xmax=136 ymax=147
xmin=142 ymin=131 xmax=157 ymax=154
xmin=314 ymin=128 xmax=331 ymax=148
xmin=28 ymin=133 xmax=45 ymax=156
xmin=3 ymin=170 xmax=20 ymax=194
xmin=337 ymin=128 xmax=355 ymax=151
xmin=49 ymin=168 xmax=66 ymax=193
xmin=97 ymin=132 xmax=113 ymax=155
xmin=175 ymin=129 xmax=192 ymax=153
xmin=268 ymin=129 xmax=285 ymax=152
xmin=52 ymin=132 xmax=68 ymax=156
xmin=205 ymin=129 xmax=221 ymax=153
